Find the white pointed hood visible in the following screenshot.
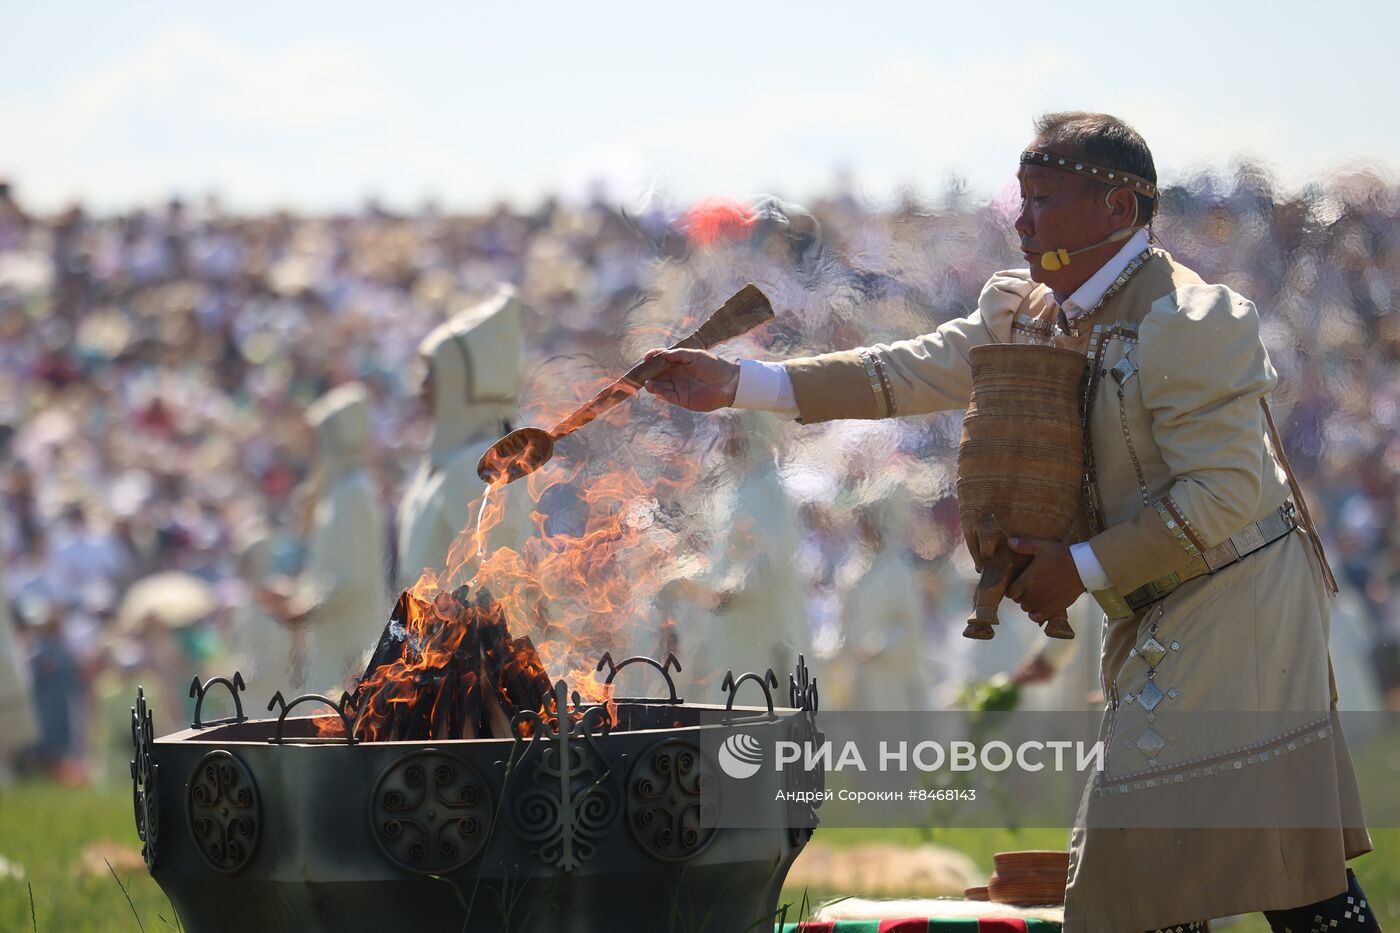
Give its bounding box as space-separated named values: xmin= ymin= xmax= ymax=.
xmin=306 ymin=382 xmax=373 ymax=485
xmin=420 ymin=286 xmax=523 ymax=470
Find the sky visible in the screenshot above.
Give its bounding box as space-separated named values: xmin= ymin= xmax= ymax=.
xmin=1 ymin=0 xmax=1397 ymax=214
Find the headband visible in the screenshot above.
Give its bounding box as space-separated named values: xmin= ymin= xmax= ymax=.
xmin=1020 ymin=148 xmax=1159 ymax=200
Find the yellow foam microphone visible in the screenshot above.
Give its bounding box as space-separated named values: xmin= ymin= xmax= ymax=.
xmin=1035 ymin=226 xmax=1136 ymax=272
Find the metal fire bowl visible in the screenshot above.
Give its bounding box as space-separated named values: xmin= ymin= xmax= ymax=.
xmin=140 ymin=699 xmax=820 ymax=932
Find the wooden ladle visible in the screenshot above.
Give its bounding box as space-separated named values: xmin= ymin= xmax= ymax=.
xmin=477 ymin=284 xmax=775 ymax=484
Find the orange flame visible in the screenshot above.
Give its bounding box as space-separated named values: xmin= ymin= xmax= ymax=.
xmin=337 ymin=370 xmax=708 ymax=742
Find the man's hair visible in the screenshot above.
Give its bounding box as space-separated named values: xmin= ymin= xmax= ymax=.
xmin=1033 ymin=111 xmax=1156 ymax=220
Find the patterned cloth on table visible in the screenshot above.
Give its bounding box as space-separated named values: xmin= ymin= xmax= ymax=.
xmin=780 ymin=919 xmax=1062 ymax=932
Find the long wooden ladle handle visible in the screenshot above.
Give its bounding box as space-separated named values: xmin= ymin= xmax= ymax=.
xmin=547 ymin=284 xmax=774 ymax=439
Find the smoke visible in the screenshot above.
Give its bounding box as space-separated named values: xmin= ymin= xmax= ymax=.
xmin=440 ymin=189 xmax=993 ymax=684
xmin=455 ymin=160 xmax=1400 ymax=684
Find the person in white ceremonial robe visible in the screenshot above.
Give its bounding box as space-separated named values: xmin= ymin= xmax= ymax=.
xmin=232 ymin=522 xmax=303 ymax=694
xmin=840 ymin=497 xmax=925 ymax=711
xmin=265 ymin=383 xmax=388 ymax=693
xmin=650 ymin=491 xmax=715 ymax=702
xmin=0 ymin=524 xmax=39 ymax=783
xmin=1010 ymin=597 xmax=1108 ymax=711
xmin=397 ymin=287 xmax=532 ymax=593
xmin=697 ymin=412 xmax=810 ymax=696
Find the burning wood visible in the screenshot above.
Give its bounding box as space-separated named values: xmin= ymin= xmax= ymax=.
xmin=330 ymin=586 xmax=559 ymax=742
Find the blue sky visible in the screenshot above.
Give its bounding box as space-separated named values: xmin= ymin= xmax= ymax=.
xmin=2 ymin=0 xmax=1395 ymax=212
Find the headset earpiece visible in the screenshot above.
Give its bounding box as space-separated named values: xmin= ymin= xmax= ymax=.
xmin=1035 ymin=187 xmax=1143 ymax=273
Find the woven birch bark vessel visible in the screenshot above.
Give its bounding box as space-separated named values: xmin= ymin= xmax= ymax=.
xmin=955 ymin=344 xmax=1085 ymax=640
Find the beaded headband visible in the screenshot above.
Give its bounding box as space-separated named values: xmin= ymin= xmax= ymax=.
xmin=1019 ymin=148 xmax=1159 ymax=200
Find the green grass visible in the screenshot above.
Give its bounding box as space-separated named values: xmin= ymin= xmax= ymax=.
xmin=3 ymin=782 xmax=1395 ymax=930
xmin=0 ymin=782 xmax=175 ymax=933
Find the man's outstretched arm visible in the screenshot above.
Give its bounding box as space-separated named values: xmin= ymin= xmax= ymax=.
xmin=644 ymin=269 xmax=1034 ymax=423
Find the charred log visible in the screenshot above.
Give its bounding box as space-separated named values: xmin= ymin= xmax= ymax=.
xmin=349 ymin=588 xmax=554 ymax=742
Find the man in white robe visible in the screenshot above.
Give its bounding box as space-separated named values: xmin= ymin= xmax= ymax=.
xmin=232 ymin=523 xmax=302 ymax=693
xmin=267 ymin=383 xmax=388 ymax=693
xmin=397 ymin=287 xmax=531 ymax=593
xmin=695 ymin=412 xmax=810 ymax=697
xmin=841 ymin=498 xmax=925 ymax=711
xmin=0 ymin=524 xmax=38 ymax=782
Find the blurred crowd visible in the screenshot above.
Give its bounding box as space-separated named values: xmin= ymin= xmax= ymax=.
xmin=1 ymin=162 xmax=1398 ymax=784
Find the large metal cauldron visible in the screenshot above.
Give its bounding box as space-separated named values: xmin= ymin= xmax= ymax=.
xmin=130 ymin=657 xmax=822 ymax=932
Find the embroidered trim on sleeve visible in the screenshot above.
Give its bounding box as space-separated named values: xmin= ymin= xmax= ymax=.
xmin=1012 ymin=313 xmax=1056 ymax=346
xmin=1152 ymin=499 xmax=1204 ymax=560
xmin=857 ymin=348 xmax=897 ymax=418
xmin=1161 ymin=495 xmax=1208 ymax=551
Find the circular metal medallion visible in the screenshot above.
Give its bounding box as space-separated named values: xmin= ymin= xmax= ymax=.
xmin=627 ymin=739 xmax=719 ymax=862
xmin=186 ymin=750 xmax=260 ymax=873
xmin=369 ymin=751 xmax=492 ymax=874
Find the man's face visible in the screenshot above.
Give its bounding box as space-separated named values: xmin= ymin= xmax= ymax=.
xmin=1015 ymin=156 xmax=1110 ymax=287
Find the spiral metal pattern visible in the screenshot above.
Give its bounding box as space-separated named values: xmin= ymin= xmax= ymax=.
xmin=507 ymin=678 xmax=619 ymax=872
xmin=185 ymin=750 xmax=260 ymax=873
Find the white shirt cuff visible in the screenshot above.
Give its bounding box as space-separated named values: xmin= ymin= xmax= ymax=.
xmin=1070 ymin=541 xmax=1111 ymax=592
xmin=733 ymin=359 xmax=799 ymax=420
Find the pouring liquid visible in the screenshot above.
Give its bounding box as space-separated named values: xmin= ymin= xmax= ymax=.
xmin=475 ymin=482 xmax=496 ymax=561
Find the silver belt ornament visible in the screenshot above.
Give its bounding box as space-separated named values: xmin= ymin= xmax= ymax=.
xmin=1091 ymin=502 xmax=1299 ymax=617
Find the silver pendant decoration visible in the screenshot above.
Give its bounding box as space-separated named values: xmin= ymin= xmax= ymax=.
xmin=1122 ymin=608 xmax=1185 ymax=766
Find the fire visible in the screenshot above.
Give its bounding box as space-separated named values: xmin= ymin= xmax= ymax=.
xmin=573 ymin=668 xmax=619 ymax=728
xmin=323 ymin=367 xmax=708 ymax=743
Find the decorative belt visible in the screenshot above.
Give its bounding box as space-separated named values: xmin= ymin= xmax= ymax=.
xmin=1091 ymin=502 xmax=1300 ymax=617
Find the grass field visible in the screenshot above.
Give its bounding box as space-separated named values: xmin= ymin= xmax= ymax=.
xmin=2 ymin=782 xmax=1395 ymax=931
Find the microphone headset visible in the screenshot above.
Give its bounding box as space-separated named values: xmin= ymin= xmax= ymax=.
xmin=1034 ymin=186 xmax=1140 ymax=272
